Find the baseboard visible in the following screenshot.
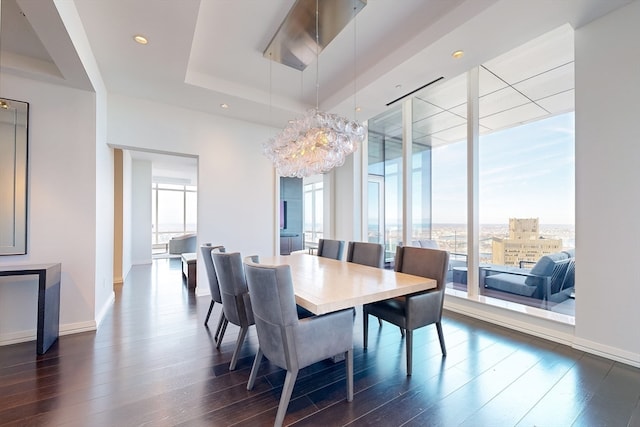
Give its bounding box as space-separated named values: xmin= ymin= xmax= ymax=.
xmin=573 ymin=337 xmax=640 ymax=368
xmin=0 ymin=320 xmax=97 ymax=347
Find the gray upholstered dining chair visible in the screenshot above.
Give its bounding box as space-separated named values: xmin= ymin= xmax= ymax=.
xmin=244 ymin=256 xmax=354 ymax=427
xmin=363 ymin=246 xmax=449 ymax=376
xmin=317 ymin=238 xmax=345 ymax=260
xmin=347 ymin=241 xmax=388 ymax=328
xmin=346 ymin=241 xmax=385 ymax=268
xmin=200 ymin=244 xmax=228 ymax=346
xmin=211 ymin=251 xmax=255 ymax=371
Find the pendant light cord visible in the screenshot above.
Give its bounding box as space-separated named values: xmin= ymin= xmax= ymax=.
xmin=353 ymin=0 xmax=358 ymax=120
xmin=315 ymin=0 xmax=319 ymax=111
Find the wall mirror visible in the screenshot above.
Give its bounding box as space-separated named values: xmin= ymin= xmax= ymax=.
xmin=0 ymin=98 xmax=28 ymax=255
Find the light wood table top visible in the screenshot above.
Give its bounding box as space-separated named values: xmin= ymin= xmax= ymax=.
xmin=258 ymin=253 xmax=437 ymax=315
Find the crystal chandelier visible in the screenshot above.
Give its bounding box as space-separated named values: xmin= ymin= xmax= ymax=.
xmin=262 ymin=0 xmax=366 ymax=178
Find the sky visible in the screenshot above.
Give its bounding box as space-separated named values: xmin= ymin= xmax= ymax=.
xmin=431 ymin=111 xmax=575 ymax=225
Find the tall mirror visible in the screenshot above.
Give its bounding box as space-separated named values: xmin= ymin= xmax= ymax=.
xmin=0 ymin=98 xmax=28 ymax=255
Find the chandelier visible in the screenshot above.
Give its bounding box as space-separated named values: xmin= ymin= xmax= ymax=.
xmin=263 ymin=109 xmax=365 ymax=178
xmin=262 ymin=0 xmax=367 ymax=178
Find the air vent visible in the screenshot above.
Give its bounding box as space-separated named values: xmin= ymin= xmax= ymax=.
xmin=386 ymin=77 xmax=445 ymax=106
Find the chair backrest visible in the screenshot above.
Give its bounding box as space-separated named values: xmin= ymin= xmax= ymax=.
xmin=243 ymin=258 xmax=299 ymax=370
xmin=211 ymin=252 xmax=253 ymax=327
xmin=346 ymin=241 xmax=384 ymax=268
xmin=525 ymin=252 xmax=571 ymax=288
xmin=200 ymin=244 xmax=225 ymax=303
xmin=317 ymin=238 xmax=345 ymax=260
xmin=560 ymin=258 xmax=575 ymax=291
xmin=548 ymin=258 xmax=572 ymax=294
xmin=394 ymin=246 xmax=449 ymax=291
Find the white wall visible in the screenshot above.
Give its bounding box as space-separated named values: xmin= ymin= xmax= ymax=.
xmin=0 ymin=75 xmax=98 ymax=344
xmin=53 ymin=0 xmax=114 ymax=330
xmin=107 ymin=94 xmax=277 ymax=295
xmin=130 ymin=159 xmax=152 ymax=265
xmin=333 ymin=152 xmax=363 ymax=243
xmin=573 ymin=0 xmax=640 ymax=365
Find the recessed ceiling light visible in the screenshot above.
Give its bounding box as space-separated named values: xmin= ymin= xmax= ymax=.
xmin=133 ymin=35 xmax=148 ymax=45
xmin=220 ymin=103 xmax=229 ymax=109
xmin=355 ymin=106 xmax=362 ymax=112
xmin=452 ymin=50 xmax=464 ymax=59
xmin=395 ymin=84 xmax=402 ymax=89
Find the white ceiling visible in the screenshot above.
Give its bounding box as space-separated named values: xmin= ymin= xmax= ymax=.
xmin=1 ymin=0 xmax=635 ymax=175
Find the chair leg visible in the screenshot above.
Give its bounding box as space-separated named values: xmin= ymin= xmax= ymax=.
xmin=436 ymin=321 xmax=447 ymax=356
xmin=216 ymin=318 xmax=229 ymax=349
xmin=406 ymin=329 xmax=413 ymax=376
xmin=400 ymin=327 xmax=405 ymax=337
xmin=214 ymin=312 xmax=226 ymax=342
xmin=229 ymin=326 xmax=249 ymax=371
xmin=275 ymin=369 xmax=298 ymax=427
xmin=363 ymin=310 xmax=369 ymax=349
xmin=378 ymin=318 xmax=382 ymax=327
xmin=247 ymin=348 xmax=263 ymax=390
xmin=346 ymin=349 xmax=353 ymax=402
xmin=204 ymin=300 xmax=214 ymax=325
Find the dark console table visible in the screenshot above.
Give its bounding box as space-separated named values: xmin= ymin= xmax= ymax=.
xmin=0 ymin=263 xmax=61 ymax=354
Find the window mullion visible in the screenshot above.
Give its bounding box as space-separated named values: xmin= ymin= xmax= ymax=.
xmin=466 ymin=67 xmax=480 ymax=296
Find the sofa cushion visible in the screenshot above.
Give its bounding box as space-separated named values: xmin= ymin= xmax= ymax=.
xmin=484 ymin=273 xmax=537 ymax=297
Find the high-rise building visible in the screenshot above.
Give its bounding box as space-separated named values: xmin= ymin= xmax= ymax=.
xmin=492 ymin=218 xmax=562 ymax=266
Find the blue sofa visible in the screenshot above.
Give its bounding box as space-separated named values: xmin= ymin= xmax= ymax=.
xmin=482 ymin=249 xmax=575 ymax=302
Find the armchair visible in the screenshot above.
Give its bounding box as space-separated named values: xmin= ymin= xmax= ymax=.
xmin=244 ymin=257 xmax=354 ymax=427
xmin=168 ymin=233 xmax=197 ymax=254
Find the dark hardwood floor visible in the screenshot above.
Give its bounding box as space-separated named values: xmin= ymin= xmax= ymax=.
xmin=1 ymin=258 xmax=639 ymax=426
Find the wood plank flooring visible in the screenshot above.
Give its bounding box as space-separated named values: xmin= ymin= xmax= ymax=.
xmin=1 ymin=257 xmax=638 ymax=426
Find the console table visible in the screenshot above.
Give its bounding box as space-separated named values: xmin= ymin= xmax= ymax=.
xmin=0 ymin=263 xmax=61 ymax=354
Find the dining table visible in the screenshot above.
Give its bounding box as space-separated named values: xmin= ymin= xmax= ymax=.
xmin=258 ymin=252 xmax=437 ymax=315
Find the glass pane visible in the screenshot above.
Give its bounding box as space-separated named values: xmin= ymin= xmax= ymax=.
xmin=411 ymin=105 xmax=432 ymax=243
xmin=158 ymin=183 xmax=184 ymax=190
xmin=413 ymin=75 xmax=468 ymax=288
xmin=185 ymin=191 xmax=197 ymax=233
xmin=367 ymin=179 xmax=383 ymax=244
xmin=152 ymin=189 xmax=157 ymax=244
xmin=157 ymin=190 xmax=184 ymax=233
xmin=304 ymin=189 xmax=313 ymax=241
xmin=478 ymin=25 xmax=575 ymax=315
xmin=314 ymin=187 xmax=323 ymax=239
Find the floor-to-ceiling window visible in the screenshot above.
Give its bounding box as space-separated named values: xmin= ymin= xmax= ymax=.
xmin=152 ymin=183 xmax=197 ymax=249
xmin=366 ymin=24 xmax=575 ymax=317
xmin=412 ymin=74 xmax=469 ymax=280
xmin=368 ymin=105 xmax=403 ymax=263
xmin=477 ymin=25 xmax=575 ymax=314
xmin=303 ymin=179 xmax=323 ymax=247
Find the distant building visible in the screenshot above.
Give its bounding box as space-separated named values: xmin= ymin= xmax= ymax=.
xmin=492 ymin=218 xmax=562 ymax=266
